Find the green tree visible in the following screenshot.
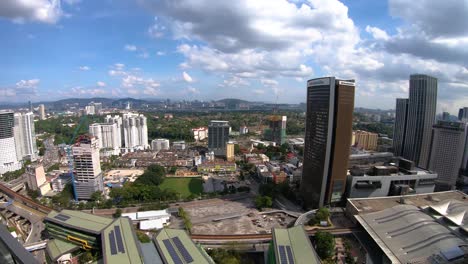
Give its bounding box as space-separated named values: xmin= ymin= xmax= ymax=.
xmin=78 ymin=252 xmax=93 ymax=263
xmin=135 ymin=164 xmax=166 ymax=186
xmin=207 ymin=248 xmax=241 ymax=264
xmin=315 ymin=231 xmax=335 ymax=259
xmin=255 ymin=196 xmax=272 ymax=210
xmin=113 ymin=208 xmax=122 ymax=218
xmin=315 ymin=207 xmax=330 ymax=222
xmin=136 ymin=231 xmax=151 ymax=243
xmin=90 ymin=191 xmax=103 ymax=203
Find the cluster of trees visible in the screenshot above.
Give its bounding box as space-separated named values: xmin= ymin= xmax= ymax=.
xmin=136 ymin=231 xmax=151 ymax=243
xmin=178 ymin=207 xmax=192 ymax=233
xmin=207 ymin=248 xmax=244 ymax=264
xmin=308 ymin=207 xmax=330 ymax=226
xmin=35 ymin=115 xmax=103 ymax=144
xmin=315 ymin=231 xmax=335 ymax=260
xmin=109 ymin=165 xmax=179 ymax=205
xmin=254 ymin=195 xmax=272 ymax=210
xmin=1 ymin=167 xmax=25 ymax=182
xmin=255 ymin=143 xmax=291 ymax=161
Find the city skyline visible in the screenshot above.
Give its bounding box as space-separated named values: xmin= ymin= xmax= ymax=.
xmin=0 ymin=1 xmax=467 ymax=113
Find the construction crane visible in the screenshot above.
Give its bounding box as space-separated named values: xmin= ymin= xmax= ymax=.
xmin=63 ymin=116 xmax=87 ymax=201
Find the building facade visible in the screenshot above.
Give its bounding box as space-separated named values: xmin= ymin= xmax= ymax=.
xmin=38 ymin=104 xmax=46 ymax=120
xmin=428 ymin=121 xmax=466 ymax=191
xmin=264 ymin=115 xmax=287 ymax=145
xmin=458 ymin=107 xmax=468 ymax=122
xmin=301 ymin=77 xmax=355 ymax=208
xmin=0 ymin=111 xmax=22 ymax=174
xmin=393 ymin=98 xmax=409 ymax=156
xmin=151 ymin=139 xmax=170 ymax=151
xmin=208 ymin=120 xmax=230 ymax=156
xmin=402 ymin=74 xmax=438 ymax=168
xmin=122 ymin=113 xmax=149 ymax=151
xmin=226 ymin=142 xmax=235 ymax=162
xmin=13 ymin=112 xmax=38 ymax=161
xmin=192 ymin=127 xmax=208 ymax=141
xmin=89 ymin=123 xmax=121 ymax=155
xmin=72 ymin=135 xmax=103 ymax=200
xmin=353 ymin=130 xmax=378 ymax=151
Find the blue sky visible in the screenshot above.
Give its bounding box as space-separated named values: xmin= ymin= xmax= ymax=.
xmin=0 ymin=0 xmax=467 ymax=112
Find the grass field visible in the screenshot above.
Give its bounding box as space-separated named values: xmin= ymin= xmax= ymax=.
xmin=159 ymin=177 xmax=203 ymax=198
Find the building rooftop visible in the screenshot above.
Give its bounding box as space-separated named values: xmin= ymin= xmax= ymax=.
xmin=45 ymin=210 xmax=114 ymax=234
xmin=101 ymin=217 xmax=143 ymax=264
xmin=355 ymin=204 xmax=468 ymax=263
xmin=271 ymin=226 xmax=321 ymax=264
xmin=347 ymin=190 xmax=467 ymax=215
xmin=46 ymin=239 xmax=79 ymax=262
xmin=154 ymin=228 xmax=214 ymax=264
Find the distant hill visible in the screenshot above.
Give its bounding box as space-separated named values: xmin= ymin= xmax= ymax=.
xmin=51 ymin=97 xmax=114 ymax=106
xmin=216 ymin=98 xmax=250 ymax=105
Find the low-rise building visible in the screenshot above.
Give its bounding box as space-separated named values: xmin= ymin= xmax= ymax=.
xmin=239 ymin=126 xmax=249 ymax=135
xmin=44 ymin=210 xmax=144 ymax=263
xmin=192 ymin=127 xmax=208 ymax=141
xmin=151 ymin=139 xmax=170 ymax=151
xmin=153 ymin=229 xmax=214 ymax=264
xmin=226 ymin=142 xmax=235 ymax=162
xmin=197 ymin=161 xmax=236 ymax=174
xmin=122 ymin=210 xmax=171 ymax=230
xmin=268 ymin=226 xmax=321 ymax=264
xmin=347 ymin=158 xmax=437 ymax=198
xmin=172 ymin=141 xmax=186 ymax=150
xmin=348 ymin=152 xmax=395 ymax=167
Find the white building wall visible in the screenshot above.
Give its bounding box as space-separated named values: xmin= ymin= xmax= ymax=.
xmin=0 ymin=137 xmax=22 ymax=174
xmin=123 ymin=113 xmax=149 ymax=151
xmin=13 ymin=112 xmax=37 ymax=161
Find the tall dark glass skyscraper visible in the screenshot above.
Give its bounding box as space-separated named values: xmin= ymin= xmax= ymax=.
xmin=402 ymin=74 xmax=438 ymax=168
xmin=393 ymin=98 xmax=409 ymax=156
xmin=301 ymin=77 xmax=355 ymax=209
xmin=208 ymin=120 xmax=230 ymax=156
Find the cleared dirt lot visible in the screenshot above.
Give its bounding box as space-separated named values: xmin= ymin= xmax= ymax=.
xmin=179 ymin=197 xmax=296 ymax=234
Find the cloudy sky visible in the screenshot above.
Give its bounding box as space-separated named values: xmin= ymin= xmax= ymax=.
xmin=0 ymin=0 xmax=467 ymax=112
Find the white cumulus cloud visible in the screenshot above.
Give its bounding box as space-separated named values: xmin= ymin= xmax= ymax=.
xmin=182 ymin=71 xmax=193 ymax=83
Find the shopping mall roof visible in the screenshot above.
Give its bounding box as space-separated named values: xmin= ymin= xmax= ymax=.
xmin=356 ymin=204 xmax=468 ymax=263
xmin=45 ymin=210 xmax=114 ymax=234
xmin=271 ymin=226 xmax=321 ymax=264
xmin=347 ymin=190 xmax=467 ymax=215
xmin=153 ymin=228 xmax=214 ymax=264
xmin=101 ymin=217 xmax=143 ymax=264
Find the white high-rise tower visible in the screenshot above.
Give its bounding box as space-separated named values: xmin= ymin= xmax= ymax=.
xmin=72 ymin=135 xmax=103 ymax=200
xmin=123 ymin=113 xmax=149 ymax=151
xmin=0 ymin=111 xmax=22 ymax=174
xmin=14 ymin=112 xmax=38 ymax=161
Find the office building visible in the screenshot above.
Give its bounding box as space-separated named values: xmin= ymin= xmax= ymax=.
xmin=151 ymin=139 xmax=170 ymax=151
xmin=428 ymin=121 xmax=466 ymax=191
xmin=267 ymin=226 xmax=321 ymax=264
xmin=13 ymin=112 xmax=38 ymax=161
xmin=72 ymin=135 xmax=103 ymax=200
xmin=458 ymin=107 xmax=468 ymax=122
xmin=25 ymin=164 xmax=51 ymax=195
xmin=89 ymin=123 xmax=121 ymax=155
xmin=123 ymin=113 xmax=149 ymax=151
xmin=0 ymin=224 xmax=39 ymax=264
xmin=208 ymin=120 xmax=230 ymax=156
xmin=353 ymin=198 xmax=468 ymax=264
xmin=44 ymin=210 xmax=143 ymax=263
xmin=402 ymin=74 xmax=438 ymax=168
xmin=85 ymin=102 xmax=102 ymax=115
xmin=0 ymin=111 xmax=22 ymax=174
xmin=239 ymin=126 xmax=249 ymax=135
xmin=153 ymin=229 xmax=214 ymax=264
xmin=442 ymin=111 xmax=450 ymax=121
xmin=38 ymin=104 xmax=46 ymax=120
xmin=301 ymin=77 xmax=355 ymax=208
xmin=353 ymin=130 xmax=378 ymax=151
xmin=192 ymin=127 xmax=208 ymax=141
xmin=264 ymin=115 xmax=287 ymax=145
xmin=226 ymin=142 xmax=235 ymax=162
xmin=346 ymin=159 xmax=437 ymax=198
xmin=393 ymin=98 xmax=409 ymax=156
